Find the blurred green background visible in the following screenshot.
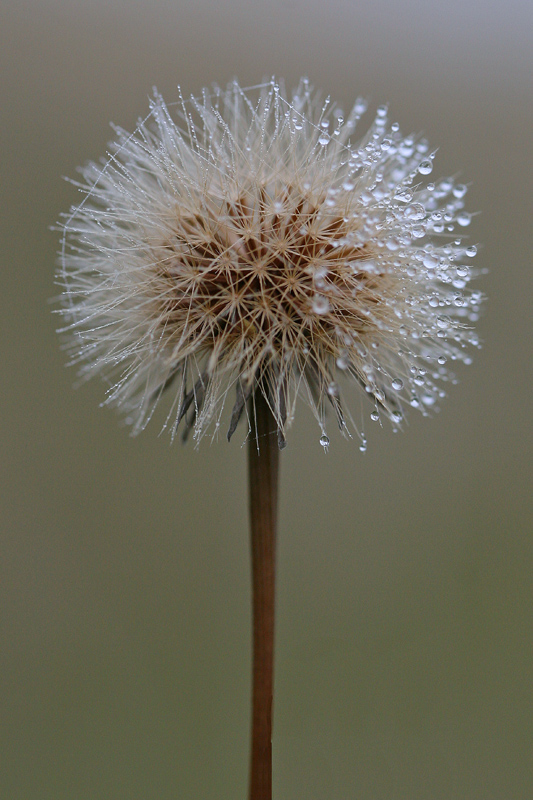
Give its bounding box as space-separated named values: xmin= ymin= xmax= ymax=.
xmin=1 ymin=0 xmax=532 ymax=798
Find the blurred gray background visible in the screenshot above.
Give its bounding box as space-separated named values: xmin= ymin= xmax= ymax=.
xmin=1 ymin=0 xmax=532 ymax=798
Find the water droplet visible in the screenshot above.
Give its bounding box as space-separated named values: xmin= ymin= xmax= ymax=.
xmin=429 ymin=296 xmax=439 ymax=308
xmin=456 ymin=266 xmax=470 ymax=278
xmin=399 ymin=142 xmax=414 ymax=157
xmin=318 ymin=133 xmax=330 ymax=146
xmin=336 ymin=354 xmax=349 ymax=370
xmin=437 ymin=355 xmax=447 ymax=365
xmin=405 ymin=203 xmax=426 ymax=221
xmin=423 ymin=253 xmax=439 ymax=269
xmin=418 ymin=159 xmax=433 ymax=175
xmin=453 ymin=184 xmax=467 ymax=198
xmin=465 ymin=245 xmax=477 ymax=257
xmin=391 ymin=410 xmax=403 ymax=423
xmin=319 ymin=434 xmax=330 ymax=450
xmin=357 ymin=258 xmax=374 ymax=274
xmin=437 ymin=315 xmax=451 ymax=329
xmin=457 ymin=212 xmax=471 ymax=227
xmin=392 ymin=378 xmax=404 ymax=391
xmin=394 ymin=188 xmax=413 ymax=203
xmin=312 ymin=295 xmax=330 ymax=315
xmin=342 ymin=180 xmax=355 ymax=191
xmin=371 ymin=411 xmax=380 ymax=421
xmin=327 ymin=381 xmax=339 ymax=397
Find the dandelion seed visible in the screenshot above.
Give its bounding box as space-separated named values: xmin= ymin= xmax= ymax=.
xmin=57 ymin=79 xmax=482 ymax=448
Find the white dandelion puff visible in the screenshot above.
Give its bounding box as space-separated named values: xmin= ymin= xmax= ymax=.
xmin=56 ymin=78 xmax=483 ymax=447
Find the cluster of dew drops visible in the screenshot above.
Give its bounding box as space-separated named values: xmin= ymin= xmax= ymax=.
xmin=283 ymin=90 xmax=483 ymax=452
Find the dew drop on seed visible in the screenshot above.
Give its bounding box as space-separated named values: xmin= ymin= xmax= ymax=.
xmin=336 ymin=354 xmax=349 ymax=370
xmin=318 ymin=134 xmax=330 ymax=146
xmin=394 ymin=188 xmax=413 ymax=203
xmin=423 ymin=253 xmax=439 ymax=269
xmin=320 ymin=434 xmax=330 ymax=450
xmin=457 ymin=212 xmax=472 ymax=227
xmin=392 ymin=378 xmax=404 ymax=391
xmin=399 ymin=143 xmax=414 ymax=157
xmin=438 ymin=355 xmax=447 ymax=365
xmin=465 ymin=245 xmax=477 ymax=257
xmin=453 ymin=184 xmax=467 ymax=198
xmin=418 ymin=160 xmax=433 ymax=175
xmin=437 ymin=315 xmax=451 ymax=329
xmin=312 ymin=295 xmax=330 ymax=314
xmin=405 ymin=203 xmax=426 ymax=221
xmin=371 ymin=411 xmax=380 ymax=421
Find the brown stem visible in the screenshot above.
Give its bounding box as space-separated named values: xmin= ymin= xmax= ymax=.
xmin=248 ymin=390 xmax=279 ymax=800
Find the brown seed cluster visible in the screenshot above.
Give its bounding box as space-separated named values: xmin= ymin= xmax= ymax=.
xmin=148 ymin=184 xmax=403 ymax=443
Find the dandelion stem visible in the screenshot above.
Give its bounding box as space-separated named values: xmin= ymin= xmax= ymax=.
xmin=248 ymin=390 xmax=279 ymax=800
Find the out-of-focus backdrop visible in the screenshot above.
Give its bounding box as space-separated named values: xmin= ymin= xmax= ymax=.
xmin=1 ymin=1 xmax=531 ymax=798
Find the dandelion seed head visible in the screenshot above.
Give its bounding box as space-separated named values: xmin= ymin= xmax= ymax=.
xmin=57 ymin=78 xmax=483 ymax=447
